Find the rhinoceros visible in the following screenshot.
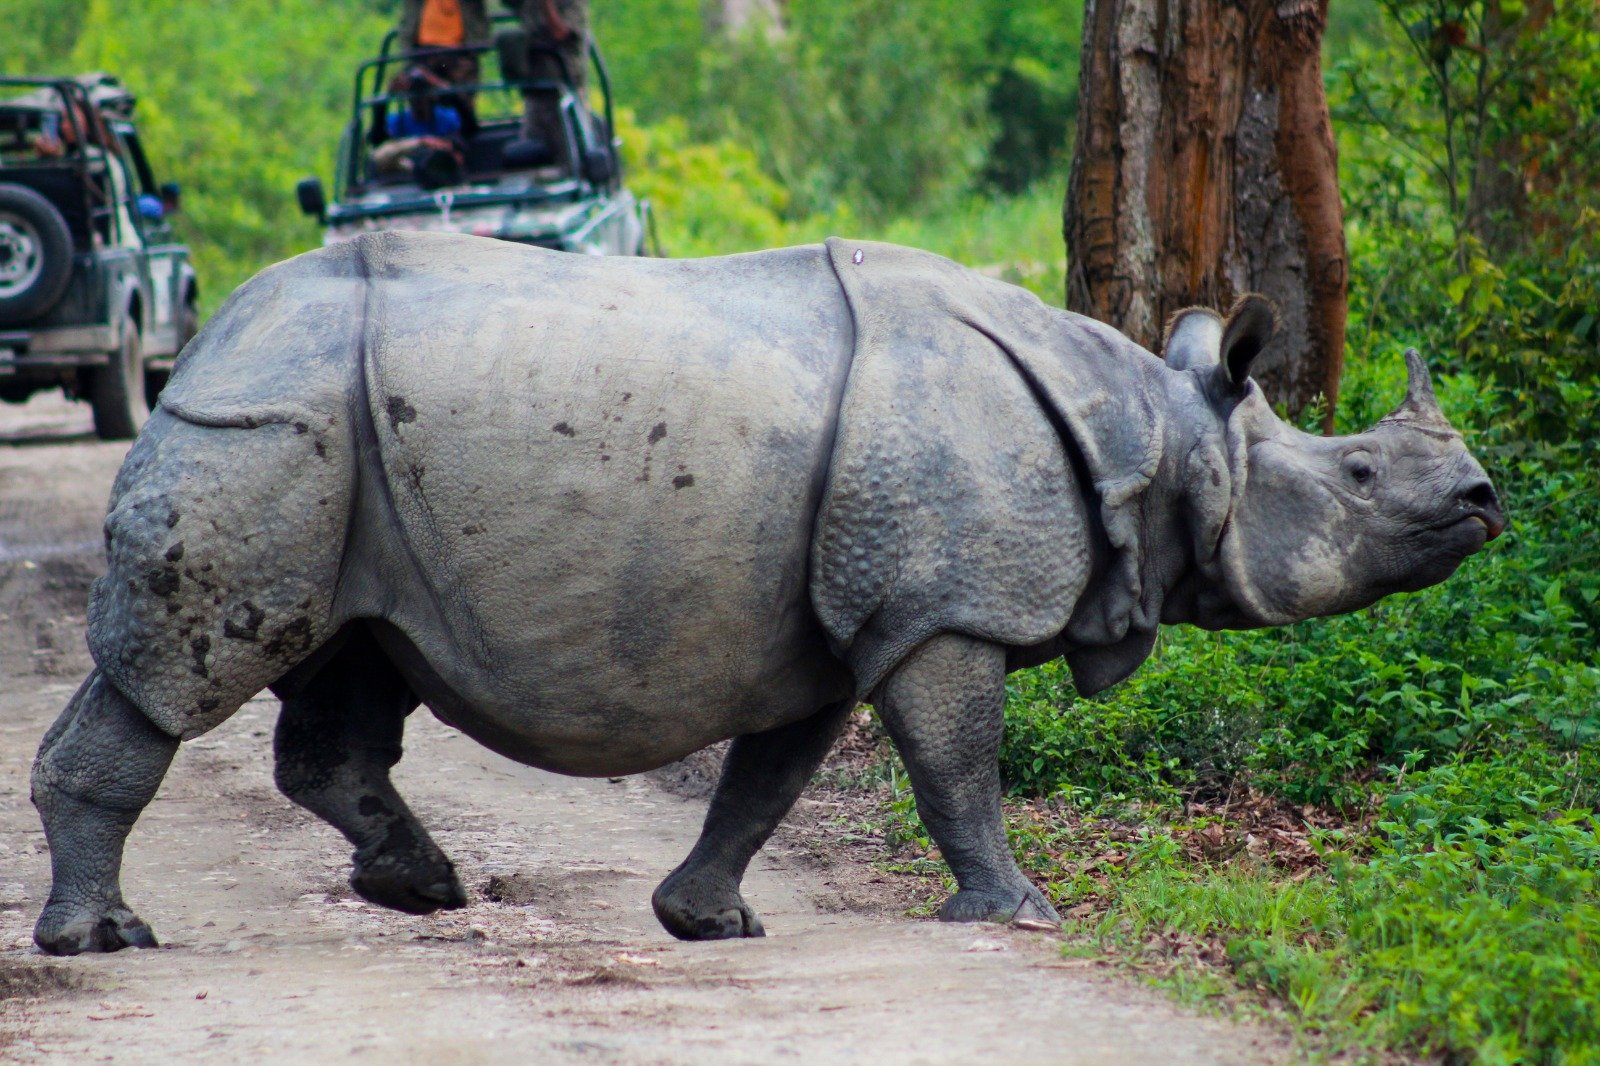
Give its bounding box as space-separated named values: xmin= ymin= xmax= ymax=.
xmin=31 ymin=232 xmax=1503 ymax=954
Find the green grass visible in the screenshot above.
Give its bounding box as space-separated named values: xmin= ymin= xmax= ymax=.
xmin=1054 ymin=805 xmax=1600 ymax=1063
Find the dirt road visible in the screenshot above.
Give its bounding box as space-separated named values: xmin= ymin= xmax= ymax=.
xmin=0 ymin=394 xmax=1290 ymax=1064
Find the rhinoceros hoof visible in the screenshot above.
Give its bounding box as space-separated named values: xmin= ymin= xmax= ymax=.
xmin=34 ymin=901 xmax=159 ymax=956
xmin=651 ymin=875 xmax=766 ymax=941
xmin=350 ymin=852 xmax=468 ymax=915
xmin=938 ymin=885 xmax=1061 ymax=929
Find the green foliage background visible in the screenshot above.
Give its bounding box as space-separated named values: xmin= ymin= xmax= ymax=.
xmin=0 ymin=0 xmax=1077 ymax=306
xmin=5 ymin=0 xmax=1598 ymax=1059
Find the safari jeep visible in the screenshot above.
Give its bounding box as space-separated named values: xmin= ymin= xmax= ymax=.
xmin=0 ymin=74 xmax=198 ymax=440
xmin=295 ymin=19 xmax=649 ymax=256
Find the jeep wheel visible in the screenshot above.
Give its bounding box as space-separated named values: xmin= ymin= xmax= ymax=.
xmin=0 ymin=184 xmax=73 ymax=325
xmin=90 ymin=312 xmax=148 ymax=440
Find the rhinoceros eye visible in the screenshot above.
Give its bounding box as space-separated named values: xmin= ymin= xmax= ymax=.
xmin=1343 ymin=454 xmax=1376 ymax=486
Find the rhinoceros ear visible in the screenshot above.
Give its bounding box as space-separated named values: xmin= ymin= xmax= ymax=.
xmin=1219 ymin=294 xmax=1277 ymax=386
xmin=1162 ymin=307 xmax=1223 ymax=371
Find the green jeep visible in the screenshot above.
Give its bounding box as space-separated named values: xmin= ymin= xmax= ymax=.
xmin=0 ymin=74 xmax=197 ymax=440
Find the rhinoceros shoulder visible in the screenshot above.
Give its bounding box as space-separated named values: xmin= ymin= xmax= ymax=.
xmin=812 ymin=239 xmax=1169 ymax=697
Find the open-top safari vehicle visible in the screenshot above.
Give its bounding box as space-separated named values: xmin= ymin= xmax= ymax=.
xmin=0 ymin=74 xmax=196 ymax=439
xmin=296 ymin=17 xmax=649 ymax=256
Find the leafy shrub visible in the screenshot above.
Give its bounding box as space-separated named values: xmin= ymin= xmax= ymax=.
xmin=1075 ymin=762 xmax=1600 ymax=1061
xmin=693 ymin=0 xmax=991 ymax=218
xmin=615 ymin=109 xmax=810 ymax=257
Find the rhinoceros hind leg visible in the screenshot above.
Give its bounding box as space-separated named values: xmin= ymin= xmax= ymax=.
xmin=875 ymin=635 xmax=1061 ymax=929
xmin=32 ymin=671 xmax=179 ymax=955
xmin=272 ymin=625 xmax=466 ymax=915
xmin=653 ymin=699 xmax=854 ymax=941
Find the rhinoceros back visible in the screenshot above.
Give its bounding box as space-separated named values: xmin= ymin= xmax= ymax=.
xmin=160 ymin=238 xmax=371 ymax=428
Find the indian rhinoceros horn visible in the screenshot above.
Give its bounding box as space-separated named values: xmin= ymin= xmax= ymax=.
xmin=1385 ymin=347 xmax=1452 ymax=428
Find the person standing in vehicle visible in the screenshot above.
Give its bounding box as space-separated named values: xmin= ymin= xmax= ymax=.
xmin=397 ymin=0 xmax=488 ymax=136
xmin=503 ymin=0 xmax=587 ymax=93
xmin=503 ymin=0 xmax=588 ymax=172
xmin=399 ymin=0 xmax=492 ymax=54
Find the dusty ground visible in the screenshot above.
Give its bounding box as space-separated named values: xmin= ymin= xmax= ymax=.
xmin=0 ymin=393 xmax=1293 ymax=1064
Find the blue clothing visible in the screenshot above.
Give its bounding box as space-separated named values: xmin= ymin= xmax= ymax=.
xmin=387 ymin=105 xmax=462 ymax=140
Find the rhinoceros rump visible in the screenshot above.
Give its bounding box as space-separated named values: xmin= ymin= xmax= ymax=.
xmin=31 ymin=233 xmax=1503 ymax=954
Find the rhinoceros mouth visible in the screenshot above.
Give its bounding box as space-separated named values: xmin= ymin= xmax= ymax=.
xmin=1427 ymin=510 xmax=1501 ymax=540
xmin=1427 ymin=515 xmax=1493 ymax=560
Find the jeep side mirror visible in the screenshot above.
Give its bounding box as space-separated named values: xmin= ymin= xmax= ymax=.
xmin=581 ymin=148 xmax=614 ymax=186
xmin=160 ymin=181 xmax=181 ymax=214
xmin=296 ymin=177 xmax=327 ymax=223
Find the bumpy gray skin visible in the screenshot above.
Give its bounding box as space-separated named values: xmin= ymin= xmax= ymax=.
xmin=32 ymin=233 xmax=1503 ymax=954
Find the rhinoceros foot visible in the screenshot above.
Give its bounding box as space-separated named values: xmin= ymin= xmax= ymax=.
xmin=349 ymin=850 xmax=467 ymax=916
xmin=34 ymin=901 xmax=159 ymax=956
xmin=651 ymin=871 xmax=766 ymax=941
xmin=938 ymin=884 xmax=1061 ymax=929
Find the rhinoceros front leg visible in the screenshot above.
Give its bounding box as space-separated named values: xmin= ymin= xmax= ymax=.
xmin=32 ymin=671 xmax=179 ymax=955
xmin=653 ymin=700 xmax=854 ymax=940
xmin=876 ymin=634 xmax=1059 ymax=927
xmin=272 ymin=626 xmax=466 ymax=915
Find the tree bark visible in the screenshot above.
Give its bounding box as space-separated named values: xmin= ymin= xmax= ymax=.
xmin=1064 ymin=0 xmax=1348 ymax=428
xmin=703 ymin=0 xmax=785 ymax=38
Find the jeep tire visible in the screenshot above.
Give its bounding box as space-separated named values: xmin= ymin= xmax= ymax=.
xmin=90 ymin=311 xmax=148 ymax=440
xmin=0 ymin=183 xmax=73 ymax=325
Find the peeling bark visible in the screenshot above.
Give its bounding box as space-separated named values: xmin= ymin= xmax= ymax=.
xmin=1065 ymin=0 xmax=1347 ymax=427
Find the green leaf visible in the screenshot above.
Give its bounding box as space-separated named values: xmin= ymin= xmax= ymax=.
xmin=1516 ymin=278 xmax=1555 ymax=303
xmin=1544 ymin=581 xmax=1564 ymax=610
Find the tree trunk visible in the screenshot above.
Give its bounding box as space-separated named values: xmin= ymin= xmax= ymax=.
xmin=1064 ymin=0 xmax=1348 ymax=429
xmin=703 ymin=0 xmax=785 ymax=38
xmin=1467 ymin=0 xmax=1558 ymax=256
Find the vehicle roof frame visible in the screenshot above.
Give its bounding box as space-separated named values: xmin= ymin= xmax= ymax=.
xmin=338 ymin=14 xmax=619 ymax=200
xmin=0 ymin=75 xmax=130 ymax=249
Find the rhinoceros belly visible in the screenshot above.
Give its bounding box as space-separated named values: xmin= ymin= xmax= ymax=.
xmin=334 ymin=236 xmax=856 ymax=775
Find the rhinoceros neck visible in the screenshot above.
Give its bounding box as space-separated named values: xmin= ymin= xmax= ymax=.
xmin=1154 ymin=379 xmax=1280 ymax=631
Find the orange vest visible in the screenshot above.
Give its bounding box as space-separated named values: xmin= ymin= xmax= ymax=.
xmin=417 ymin=0 xmax=465 ymax=47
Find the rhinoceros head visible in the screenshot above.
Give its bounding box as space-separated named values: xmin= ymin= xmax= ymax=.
xmin=1164 ymin=297 xmax=1504 ymax=628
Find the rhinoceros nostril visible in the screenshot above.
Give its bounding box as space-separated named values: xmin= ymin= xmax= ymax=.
xmin=1459 ymin=480 xmax=1498 ymax=511
xmin=1456 ymin=479 xmax=1504 ymax=539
